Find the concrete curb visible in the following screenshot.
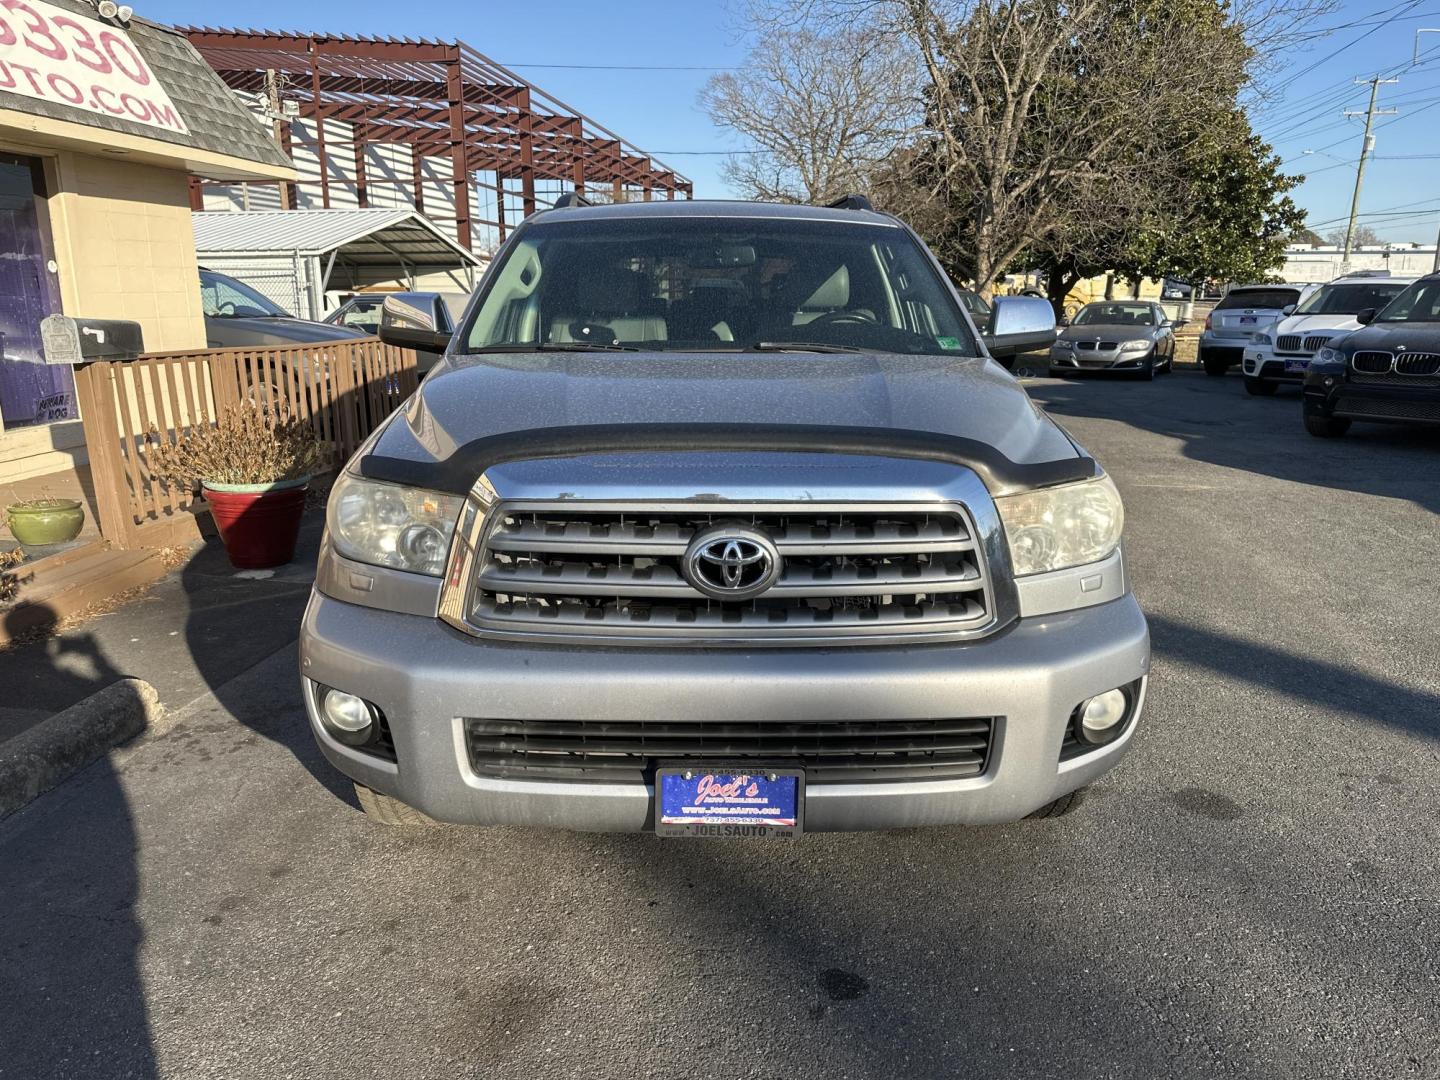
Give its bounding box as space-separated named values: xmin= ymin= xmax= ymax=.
xmin=0 ymin=678 xmax=163 ymax=819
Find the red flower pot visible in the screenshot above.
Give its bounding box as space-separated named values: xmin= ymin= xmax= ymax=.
xmin=203 ymin=480 xmax=309 ymax=569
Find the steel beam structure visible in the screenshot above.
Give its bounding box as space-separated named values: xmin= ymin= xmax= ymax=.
xmin=182 ymin=28 xmax=694 ymax=252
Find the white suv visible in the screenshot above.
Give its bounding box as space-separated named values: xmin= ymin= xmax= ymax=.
xmin=1241 ymin=272 xmax=1416 ymax=396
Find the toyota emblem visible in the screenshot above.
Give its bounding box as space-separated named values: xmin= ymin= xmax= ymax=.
xmin=681 ymin=525 xmax=782 ymax=601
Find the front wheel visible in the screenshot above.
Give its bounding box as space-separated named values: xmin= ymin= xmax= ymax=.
xmin=1244 ymin=375 xmax=1277 ymax=396
xmin=1304 ymin=411 xmax=1351 ymax=438
xmin=1027 ymin=788 xmax=1087 ymax=819
xmin=354 ymin=783 xmax=436 ymax=826
xmin=1136 ymin=355 xmax=1156 ymax=381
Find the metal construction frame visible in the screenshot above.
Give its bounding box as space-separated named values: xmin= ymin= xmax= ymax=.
xmin=182 ymin=29 xmax=694 ymax=251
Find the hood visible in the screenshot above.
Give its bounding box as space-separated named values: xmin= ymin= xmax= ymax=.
xmin=204 ymin=316 xmax=367 ymax=347
xmin=1334 ymin=321 xmax=1440 ymax=354
xmin=1059 ymin=323 xmax=1154 ymax=340
xmin=371 ymin=351 xmax=1080 ymax=472
xmin=1271 ymin=313 xmax=1361 ymax=337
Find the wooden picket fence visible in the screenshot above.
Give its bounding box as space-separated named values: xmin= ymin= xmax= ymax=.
xmin=72 ymin=338 xmax=418 ymax=549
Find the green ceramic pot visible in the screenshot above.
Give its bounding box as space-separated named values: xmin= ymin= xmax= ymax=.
xmin=6 ymin=499 xmax=86 ymax=546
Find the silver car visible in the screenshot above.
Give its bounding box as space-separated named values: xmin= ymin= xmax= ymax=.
xmin=299 ymin=198 xmax=1149 ymax=835
xmin=1049 ymin=301 xmax=1178 ymax=379
xmin=1199 ymin=283 xmax=1319 ymax=376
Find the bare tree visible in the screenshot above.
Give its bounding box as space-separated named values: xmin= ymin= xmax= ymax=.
xmin=1325 ymin=224 xmax=1380 ymax=248
xmin=700 ymin=26 xmax=922 ymax=203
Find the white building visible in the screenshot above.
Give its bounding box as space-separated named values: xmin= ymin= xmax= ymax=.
xmin=1280 ymin=244 xmax=1438 ymax=284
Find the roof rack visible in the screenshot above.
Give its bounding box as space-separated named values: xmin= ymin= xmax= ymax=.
xmin=825 ymin=194 xmax=874 ymax=212
xmin=552 ymin=192 xmax=595 ymax=210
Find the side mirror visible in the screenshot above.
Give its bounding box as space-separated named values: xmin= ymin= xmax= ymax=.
xmin=1355 ymin=307 xmax=1377 ymax=326
xmin=983 ymin=295 xmax=1058 ymax=360
xmin=1282 ymin=304 xmax=1296 ymax=315
xmin=378 ymin=322 xmax=452 ymax=354
xmin=1159 ymin=319 xmax=1173 ymax=328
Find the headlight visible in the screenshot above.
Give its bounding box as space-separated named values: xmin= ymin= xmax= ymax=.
xmin=995 ymin=474 xmax=1125 ymax=577
xmin=1118 ymin=340 xmax=1150 ymax=352
xmin=327 ymin=472 xmax=462 ymax=576
xmin=1052 ymin=339 xmax=1074 ymax=350
xmin=1252 ymin=333 xmax=1274 ymax=347
xmin=1314 ymin=346 xmax=1346 ymax=366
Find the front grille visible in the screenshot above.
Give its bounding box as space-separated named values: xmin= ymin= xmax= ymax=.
xmin=1395 ymin=352 xmax=1440 ymax=376
xmin=464 ymin=716 xmax=995 ymax=783
xmin=1335 ymin=395 xmax=1440 ymax=422
xmin=1075 ymin=340 xmax=1118 ymax=352
xmin=1351 ymin=369 xmax=1440 ymax=388
xmin=1275 ymin=334 xmax=1331 ymax=355
xmin=1352 ymin=351 xmax=1393 ymax=373
xmin=462 ymin=504 xmax=993 ymax=644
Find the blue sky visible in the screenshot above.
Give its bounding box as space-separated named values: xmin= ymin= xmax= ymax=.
xmin=146 ymin=1 xmax=1439 ymax=243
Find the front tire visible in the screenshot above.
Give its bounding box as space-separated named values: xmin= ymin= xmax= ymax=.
xmin=1304 ymin=411 xmax=1351 ymax=438
xmin=1244 ymin=375 xmax=1277 ymax=396
xmin=1136 ymin=355 xmax=1156 ymax=381
xmin=1027 ymin=788 xmax=1087 ymax=819
xmin=354 ymin=783 xmax=436 ymax=826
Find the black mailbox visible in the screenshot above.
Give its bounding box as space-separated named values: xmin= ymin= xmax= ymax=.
xmin=40 ymin=315 xmax=145 ymax=365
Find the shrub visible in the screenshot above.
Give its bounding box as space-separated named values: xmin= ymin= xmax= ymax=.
xmin=147 ymin=405 xmax=319 ymax=488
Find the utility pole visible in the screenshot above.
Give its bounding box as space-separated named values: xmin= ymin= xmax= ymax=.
xmin=1341 ymin=76 xmax=1398 ymax=271
xmin=264 ymin=68 xmax=294 ymax=210
xmin=1419 ymin=30 xmax=1440 ymax=272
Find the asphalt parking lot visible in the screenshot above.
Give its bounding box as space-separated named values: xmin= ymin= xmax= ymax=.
xmin=2 ymin=369 xmax=1438 ymax=1080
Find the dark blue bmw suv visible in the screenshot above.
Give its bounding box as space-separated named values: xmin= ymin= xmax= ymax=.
xmin=1302 ymin=272 xmax=1440 ymax=437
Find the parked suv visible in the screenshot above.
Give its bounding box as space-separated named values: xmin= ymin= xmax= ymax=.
xmin=1302 ymin=272 xmax=1440 ymax=437
xmin=1242 ymin=272 xmax=1414 ymax=395
xmin=299 ymin=198 xmax=1150 ymax=835
xmin=1200 ymin=283 xmax=1317 ymax=376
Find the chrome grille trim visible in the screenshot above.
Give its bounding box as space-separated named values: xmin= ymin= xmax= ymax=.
xmin=1275 ymin=334 xmax=1302 ymax=353
xmin=1350 ymin=351 xmax=1440 ymax=378
xmin=443 ymin=497 xmax=1003 ymax=647
xmin=1303 ymin=334 xmax=1333 ymax=353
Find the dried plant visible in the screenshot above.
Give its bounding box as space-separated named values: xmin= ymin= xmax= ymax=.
xmin=1 ymin=548 xmax=25 ymax=603
xmin=147 ymin=405 xmax=319 ymax=488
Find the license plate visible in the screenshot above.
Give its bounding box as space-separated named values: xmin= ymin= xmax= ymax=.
xmin=656 ymin=767 xmax=803 ymax=838
xmin=1240 ymin=315 xmax=1257 ymax=324
xmin=1284 ymin=358 xmax=1310 ymax=373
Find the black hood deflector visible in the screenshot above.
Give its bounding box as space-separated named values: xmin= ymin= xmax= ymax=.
xmin=358 ymin=423 xmax=1095 ymax=496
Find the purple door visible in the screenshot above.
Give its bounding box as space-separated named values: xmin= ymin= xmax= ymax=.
xmin=0 ymin=155 xmax=73 ymax=429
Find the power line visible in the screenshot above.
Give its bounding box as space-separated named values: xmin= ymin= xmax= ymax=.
xmin=498 ymin=63 xmax=733 ymax=71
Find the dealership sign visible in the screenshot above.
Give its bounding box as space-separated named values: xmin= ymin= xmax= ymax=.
xmin=0 ymin=0 xmax=187 ymax=134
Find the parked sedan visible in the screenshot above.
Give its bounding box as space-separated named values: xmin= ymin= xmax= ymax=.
xmin=1048 ymin=301 xmax=1177 ymax=379
xmin=200 ymin=269 xmax=365 ymax=349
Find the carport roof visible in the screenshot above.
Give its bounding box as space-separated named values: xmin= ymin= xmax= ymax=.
xmin=193 ymin=208 xmax=483 ymax=289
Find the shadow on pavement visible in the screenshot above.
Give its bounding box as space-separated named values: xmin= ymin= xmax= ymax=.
xmin=0 ymin=607 xmax=156 ymax=1079
xmin=1031 ymin=370 xmax=1440 ymax=515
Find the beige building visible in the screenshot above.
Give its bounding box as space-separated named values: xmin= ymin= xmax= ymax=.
xmin=0 ymin=0 xmax=293 ymax=482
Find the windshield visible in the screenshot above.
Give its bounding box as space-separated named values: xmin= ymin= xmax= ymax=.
xmin=1295 ymin=281 xmax=1406 ymax=316
xmin=463 ymin=217 xmax=980 ymax=356
xmin=1072 ymin=302 xmax=1156 ymax=327
xmin=1375 ymin=278 xmax=1440 ymax=323
xmin=329 ymin=298 xmax=383 ymax=331
xmin=200 ymin=270 xmax=290 ymax=319
xmin=1215 ymin=287 xmax=1300 ymax=311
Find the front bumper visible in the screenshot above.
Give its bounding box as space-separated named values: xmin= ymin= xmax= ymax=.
xmin=1049 ymin=347 xmax=1151 ymax=370
xmin=1303 ymin=371 xmax=1440 ymax=426
xmin=1242 ymin=348 xmax=1307 ymax=383
xmin=299 ymin=591 xmax=1151 ymax=831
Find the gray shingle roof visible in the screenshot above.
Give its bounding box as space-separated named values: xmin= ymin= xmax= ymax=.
xmin=0 ymin=1 xmax=291 ymax=173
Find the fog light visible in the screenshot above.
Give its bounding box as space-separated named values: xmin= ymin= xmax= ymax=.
xmin=321 ymin=688 xmax=373 ymax=734
xmin=1077 ymin=688 xmax=1129 ymax=745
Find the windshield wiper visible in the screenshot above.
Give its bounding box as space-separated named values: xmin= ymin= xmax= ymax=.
xmin=473 ymin=342 xmax=641 ymax=353
xmin=748 ymin=341 xmax=870 ymax=354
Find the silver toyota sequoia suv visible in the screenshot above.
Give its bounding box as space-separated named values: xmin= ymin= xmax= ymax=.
xmin=299 ymin=196 xmax=1150 ymax=836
